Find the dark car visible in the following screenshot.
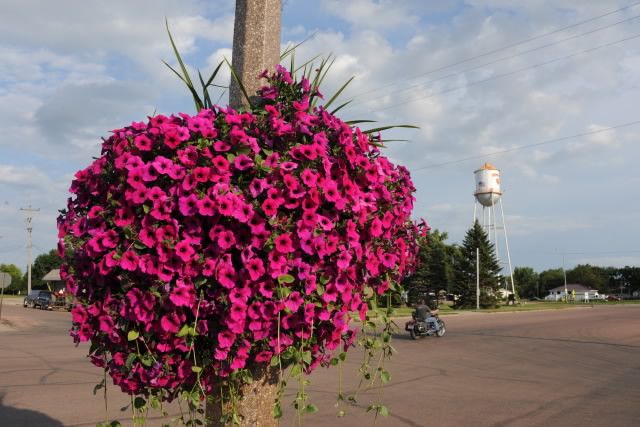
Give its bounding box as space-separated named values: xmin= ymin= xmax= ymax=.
xmin=607 ymin=295 xmax=622 ymax=302
xmin=23 ymin=290 xmax=53 ymax=308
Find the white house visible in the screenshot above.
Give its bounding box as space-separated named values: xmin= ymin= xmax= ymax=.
xmin=545 ymin=284 xmax=601 ymax=302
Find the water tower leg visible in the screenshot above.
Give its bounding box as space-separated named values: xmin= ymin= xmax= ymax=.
xmin=499 ymin=199 xmax=516 ymax=298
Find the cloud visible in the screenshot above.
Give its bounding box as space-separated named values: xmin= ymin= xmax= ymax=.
xmin=0 ymin=165 xmax=52 ymax=187
xmin=34 ymin=80 xmax=156 ymax=154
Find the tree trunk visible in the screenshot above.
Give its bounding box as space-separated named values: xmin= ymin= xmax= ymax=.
xmin=206 ymin=365 xmax=280 ymax=426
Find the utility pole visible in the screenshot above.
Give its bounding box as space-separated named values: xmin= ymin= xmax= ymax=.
xmin=229 ymin=0 xmax=282 ymax=109
xmin=476 ymin=247 xmax=480 ymax=310
xmin=20 ymin=206 xmax=39 ymax=295
xmin=562 ymin=254 xmax=568 ymax=303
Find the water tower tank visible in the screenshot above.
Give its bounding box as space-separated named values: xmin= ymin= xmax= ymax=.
xmin=474 ymin=162 xmax=502 ymax=207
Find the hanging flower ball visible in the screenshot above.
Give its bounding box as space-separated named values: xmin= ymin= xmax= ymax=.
xmin=57 ymin=65 xmax=424 ymax=400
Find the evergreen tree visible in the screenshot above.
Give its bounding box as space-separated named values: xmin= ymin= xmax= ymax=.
xmin=402 ymin=230 xmax=457 ymax=299
xmin=452 ymin=220 xmax=501 ymax=308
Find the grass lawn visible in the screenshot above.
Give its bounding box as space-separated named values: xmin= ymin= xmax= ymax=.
xmin=372 ymin=299 xmax=639 ymax=318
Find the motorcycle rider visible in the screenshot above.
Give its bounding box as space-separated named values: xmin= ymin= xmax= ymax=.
xmin=414 ymin=298 xmax=440 ymax=332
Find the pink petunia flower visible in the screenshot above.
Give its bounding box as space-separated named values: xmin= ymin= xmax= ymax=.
xmin=274 ymin=233 xmax=294 ymax=253
xmin=245 ymin=258 xmax=265 ymax=281
xmin=174 ymin=240 xmax=195 ymax=262
xmin=120 ymin=250 xmax=139 ymax=271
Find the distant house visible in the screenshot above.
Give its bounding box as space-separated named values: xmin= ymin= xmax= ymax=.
xmin=545 ymin=283 xmax=600 ymax=301
xmin=42 ymin=269 xmax=64 ymax=293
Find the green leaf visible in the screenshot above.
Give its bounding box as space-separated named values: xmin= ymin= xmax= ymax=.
xmin=92 ymin=379 xmax=105 ymax=395
xmin=324 ymin=76 xmax=354 ymax=110
xmin=278 ymin=274 xmax=295 ymax=284
xmin=224 ymin=57 xmax=253 ymax=109
xmin=362 ymin=124 xmax=419 ymax=134
xmin=127 ymin=330 xmax=139 ymax=341
xmin=270 ymin=355 xmax=280 ymax=367
xmin=125 ymin=353 xmax=137 ymax=369
xmin=337 ymin=410 xmax=346 ymax=417
xmin=378 ymin=405 xmax=389 ymax=417
xmin=301 ymin=350 xmax=312 ymax=365
xmin=191 ymin=366 xmax=202 ymax=373
xmin=149 ymin=396 xmax=161 ymax=410
xmin=272 ymin=403 xmax=283 ymax=419
xmin=280 ymin=32 xmax=317 ymax=61
xmin=140 ymin=355 xmax=154 ymax=367
xmin=305 ymin=404 xmax=319 ymax=414
xmin=165 ymin=19 xmax=202 ymax=111
xmin=380 ymin=370 xmax=391 ymax=383
xmin=177 ymin=324 xmax=192 ymax=337
xmin=345 ymin=119 xmax=377 ymax=125
xmin=133 ymin=396 xmax=146 ymax=410
xmin=329 ymin=100 xmax=352 ymax=115
xmin=290 ymin=364 xmax=302 ymax=378
xmin=276 ymin=287 xmax=291 ymax=299
xmin=338 ymin=352 xmax=347 ymax=361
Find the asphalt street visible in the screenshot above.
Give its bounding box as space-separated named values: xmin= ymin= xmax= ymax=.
xmin=1 ymin=301 xmax=639 ymax=426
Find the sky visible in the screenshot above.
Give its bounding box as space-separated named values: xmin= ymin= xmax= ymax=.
xmin=1 ymin=0 xmax=640 ymax=274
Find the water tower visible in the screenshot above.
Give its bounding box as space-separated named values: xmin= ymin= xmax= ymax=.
xmin=473 ymin=163 xmax=515 ymax=296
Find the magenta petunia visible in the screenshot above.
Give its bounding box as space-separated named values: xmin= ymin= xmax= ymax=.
xmin=246 ymin=258 xmax=265 ymax=281
xmin=234 ymin=154 xmax=254 ymax=171
xmin=169 ymin=280 xmax=196 ymax=307
xmin=160 ymin=312 xmax=182 ymax=334
xmin=58 ymin=64 xmax=424 ymax=402
xmin=274 ymin=233 xmax=294 ymax=254
xmin=120 ymin=250 xmax=139 ymax=271
xmin=174 ymin=240 xmax=195 ymax=262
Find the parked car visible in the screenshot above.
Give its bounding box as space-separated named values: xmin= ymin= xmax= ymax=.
xmin=23 ymin=290 xmax=53 ymax=308
xmin=607 ymin=295 xmax=622 ymax=302
xmin=36 ymin=293 xmax=56 ymax=310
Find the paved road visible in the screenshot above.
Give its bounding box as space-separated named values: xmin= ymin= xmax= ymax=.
xmin=1 ymin=302 xmax=639 ymax=426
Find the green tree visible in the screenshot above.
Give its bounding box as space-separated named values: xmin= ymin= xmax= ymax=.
xmin=0 ymin=264 xmax=25 ymax=294
xmin=538 ymin=268 xmax=564 ymax=296
xmin=24 ymin=249 xmax=62 ymax=290
xmin=619 ymin=266 xmax=640 ymax=295
xmin=402 ymin=229 xmax=457 ymax=300
xmin=566 ymin=264 xmax=607 ymax=290
xmin=513 ymin=266 xmax=539 ymax=299
xmin=452 ymin=220 xmax=501 ymax=308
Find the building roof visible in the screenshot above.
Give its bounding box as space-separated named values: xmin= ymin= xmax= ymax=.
xmin=548 ymin=283 xmax=597 ymax=293
xmin=41 ymin=269 xmax=61 ymax=281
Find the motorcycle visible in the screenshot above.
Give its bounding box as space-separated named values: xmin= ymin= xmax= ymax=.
xmin=405 ymin=315 xmax=446 ymax=340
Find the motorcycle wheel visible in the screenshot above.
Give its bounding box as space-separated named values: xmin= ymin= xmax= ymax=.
xmin=436 ymin=320 xmax=446 ymax=337
xmin=409 ymin=328 xmax=417 ymax=340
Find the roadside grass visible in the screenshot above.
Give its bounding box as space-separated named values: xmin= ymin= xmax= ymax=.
xmin=371 ymin=299 xmax=640 ymax=318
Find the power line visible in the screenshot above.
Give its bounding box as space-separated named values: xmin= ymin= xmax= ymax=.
xmin=412 ymin=119 xmax=640 ymax=171
xmin=375 ymin=31 xmax=640 ymax=113
xmin=351 ymin=13 xmax=640 ymax=107
xmin=351 ymin=1 xmax=640 ymax=100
